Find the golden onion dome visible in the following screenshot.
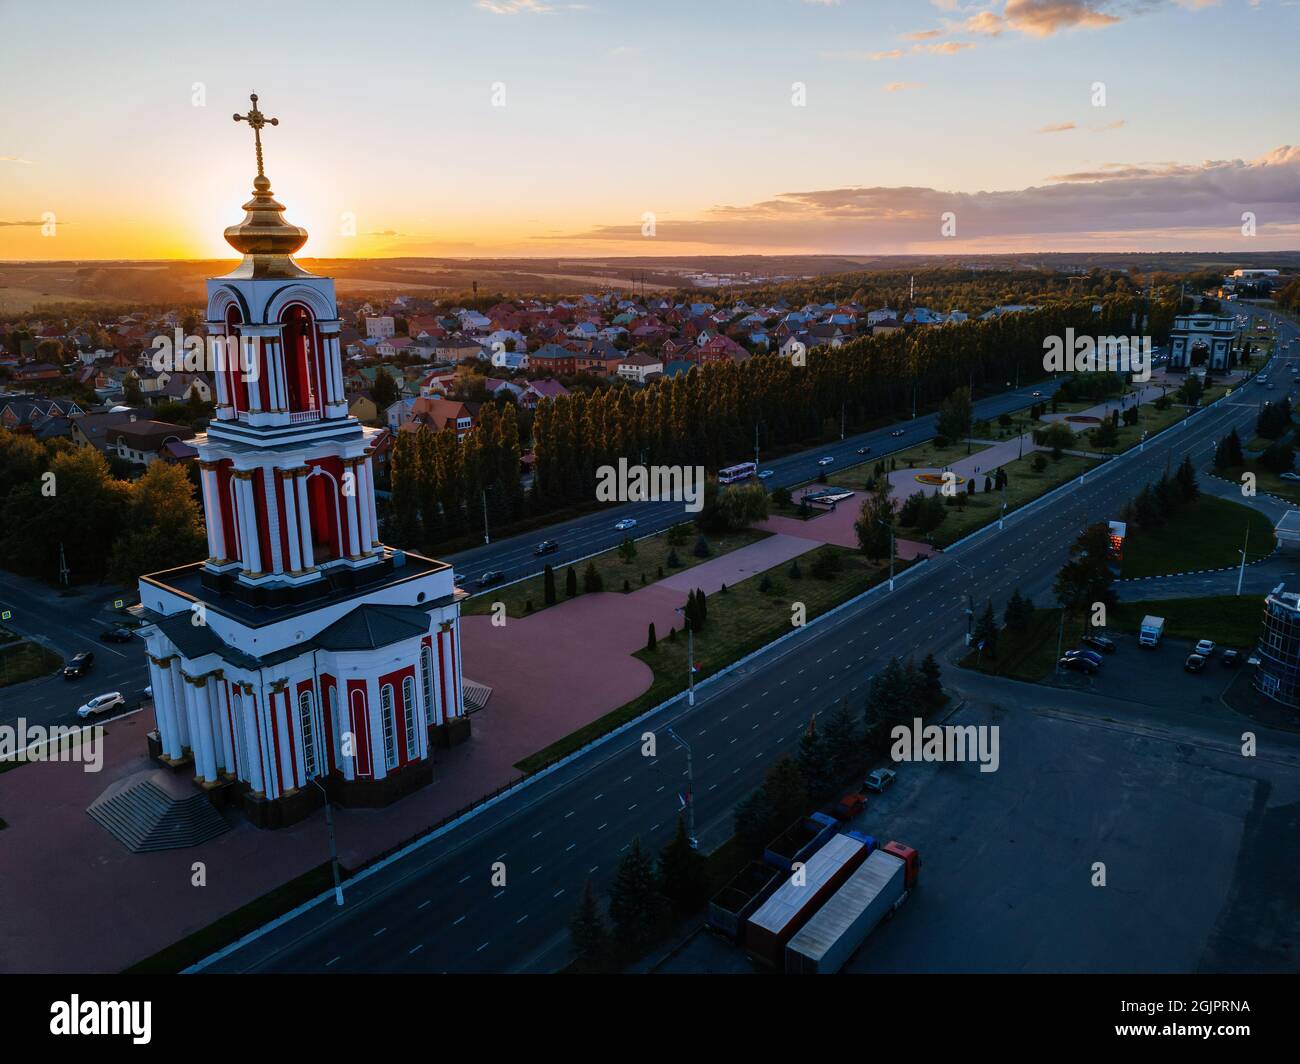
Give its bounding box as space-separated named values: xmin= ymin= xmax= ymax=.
xmin=221 ymin=94 xmax=314 ymax=280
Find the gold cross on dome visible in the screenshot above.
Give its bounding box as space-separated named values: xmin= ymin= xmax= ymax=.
xmin=232 ymin=93 xmax=279 ymax=178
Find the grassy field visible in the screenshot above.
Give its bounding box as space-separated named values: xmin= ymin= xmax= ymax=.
xmin=1216 ymin=462 xmax=1300 ymax=505
xmin=1111 ymin=597 xmax=1262 ymax=649
xmin=515 ymin=545 xmax=902 ymax=772
xmin=896 ymin=450 xmax=1098 ymax=549
xmin=0 ymin=640 xmax=63 ymax=687
xmin=1120 ymin=495 xmax=1276 ymax=579
xmin=960 ymin=607 xmax=1076 ymax=682
xmin=463 ymin=526 xmax=769 ymax=619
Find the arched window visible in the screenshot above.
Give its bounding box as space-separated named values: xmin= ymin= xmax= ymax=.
xmin=298 ymin=690 xmax=318 ymax=779
xmin=402 ymin=677 xmax=417 ymax=758
xmin=348 ymin=688 xmax=368 ymax=777
xmin=420 ymin=646 xmax=436 ymax=726
xmin=380 ymin=683 xmax=397 ymax=770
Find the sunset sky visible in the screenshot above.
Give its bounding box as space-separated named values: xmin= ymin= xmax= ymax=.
xmin=2 ymin=0 xmax=1298 ymax=261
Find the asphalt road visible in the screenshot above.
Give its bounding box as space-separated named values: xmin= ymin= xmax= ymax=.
xmin=445 ymin=378 xmax=1064 ymax=588
xmin=203 ymin=305 xmax=1296 ymax=974
xmin=0 ymin=569 xmax=148 ymax=731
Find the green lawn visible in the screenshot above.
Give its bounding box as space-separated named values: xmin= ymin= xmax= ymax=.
xmin=1217 ymin=461 xmax=1300 ymax=505
xmin=959 ymin=607 xmax=1076 ymax=682
xmin=515 ymin=545 xmax=902 ymax=773
xmin=464 ymin=526 xmax=769 ymax=619
xmin=1120 ymin=495 xmax=1275 ymax=579
xmin=1077 ymin=397 xmax=1200 ymax=455
xmin=1111 ymin=597 xmax=1262 ymax=649
xmin=896 ymin=450 xmax=1099 ymax=549
xmin=0 ymin=640 xmax=62 ymax=688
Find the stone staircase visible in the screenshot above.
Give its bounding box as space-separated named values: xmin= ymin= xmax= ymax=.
xmin=87 ymin=770 xmax=231 ymax=853
xmin=462 ymin=679 xmax=493 ymax=714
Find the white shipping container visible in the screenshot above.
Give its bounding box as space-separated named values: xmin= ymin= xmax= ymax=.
xmin=785 ymin=849 xmax=906 ymax=974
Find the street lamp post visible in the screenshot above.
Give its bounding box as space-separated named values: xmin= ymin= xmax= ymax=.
xmin=311 ymin=779 xmax=344 ymax=906
xmin=666 ymin=727 xmax=698 ymax=849
xmin=1237 ymin=523 xmax=1251 ymax=596
xmin=877 ymin=519 xmax=895 ymax=590
xmin=481 ymin=490 xmax=490 ymax=546
xmin=674 ymin=606 xmax=696 ymax=706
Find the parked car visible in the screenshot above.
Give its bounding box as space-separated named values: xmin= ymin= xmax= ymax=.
xmin=614 ymin=518 xmax=637 ymax=531
xmin=856 ymin=446 xmax=871 ymax=455
xmin=1194 ymin=639 xmax=1216 ymax=658
xmin=77 ymin=691 xmax=125 ymax=719
xmin=1221 ymin=649 xmax=1241 ymax=668
xmin=757 ymin=469 xmax=774 ymax=480
xmin=890 ymin=429 xmax=905 ymax=438
xmin=1059 ymin=655 xmax=1098 ymax=675
xmin=1064 ymin=648 xmax=1105 ymax=667
xmin=1280 ymin=472 xmax=1300 ymax=482
xmin=99 ymin=626 xmax=134 ymax=643
xmin=63 ymin=651 xmax=95 ymax=679
xmin=1031 ymin=390 xmax=1042 ymax=397
xmin=533 ymin=540 xmax=559 ymax=556
xmin=1081 ymin=634 xmax=1117 ymax=654
xmin=477 ymin=570 xmax=505 ymax=587
xmin=817 ymin=456 xmax=834 ymax=466
xmin=1184 ymin=653 xmax=1207 ymax=673
xmin=863 ymin=768 xmax=897 ymax=793
xmin=828 ymin=792 xmax=867 ymax=821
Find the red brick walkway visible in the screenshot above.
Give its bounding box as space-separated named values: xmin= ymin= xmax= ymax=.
xmin=0 ymin=533 xmax=818 ymax=972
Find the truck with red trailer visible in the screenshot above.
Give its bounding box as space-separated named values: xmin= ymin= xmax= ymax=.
xmin=784 ymin=840 xmax=921 ymax=974
xmin=745 ymin=833 xmax=870 ymax=968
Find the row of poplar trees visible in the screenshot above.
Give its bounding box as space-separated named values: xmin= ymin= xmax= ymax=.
xmin=389 ymin=294 xmax=1173 ymax=550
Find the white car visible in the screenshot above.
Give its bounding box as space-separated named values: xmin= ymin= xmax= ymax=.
xmin=1194 ymin=639 xmax=1216 ymax=658
xmin=757 ymin=469 xmax=774 ymax=479
xmin=890 ymin=429 xmax=904 ymax=438
xmin=1280 ymin=472 xmax=1300 ymax=482
xmin=614 ymin=518 xmax=637 ymax=531
xmin=817 ymin=456 xmax=834 ymax=466
xmin=77 ymin=692 xmax=125 ymax=719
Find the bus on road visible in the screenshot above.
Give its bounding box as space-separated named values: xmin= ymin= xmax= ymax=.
xmin=718 ymin=461 xmax=758 ymax=484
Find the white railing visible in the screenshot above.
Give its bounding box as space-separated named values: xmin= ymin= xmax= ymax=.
xmin=290 ymin=409 xmax=322 ymax=424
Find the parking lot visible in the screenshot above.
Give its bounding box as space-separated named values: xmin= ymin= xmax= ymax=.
xmin=656 ymin=694 xmax=1300 ymax=974
xmin=1053 ymin=630 xmax=1244 ymax=716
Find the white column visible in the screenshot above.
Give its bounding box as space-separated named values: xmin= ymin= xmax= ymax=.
xmin=243 ymin=330 xmax=263 ymax=414
xmin=169 ymin=660 xmax=191 ymax=751
xmin=360 ymin=456 xmax=379 ymax=547
xmin=343 ymin=461 xmax=362 ymax=559
xmin=452 ymin=622 xmax=465 ymax=719
xmin=281 ymin=470 xmax=302 ymax=573
xmin=149 ymin=656 xmax=183 ymax=759
xmin=274 ymin=688 xmax=296 ymax=791
xmin=189 ymin=675 xmax=217 ymax=783
xmin=261 ymin=468 xmax=284 ymax=575
xmin=208 ymin=322 xmax=233 ymax=418
xmin=256 ymin=686 xmax=279 ymax=801
xmin=367 ymin=677 xmax=386 ymax=780
xmin=235 ymin=472 xmax=262 ymax=575
xmin=295 ymin=470 xmax=314 ymax=569
xmin=200 ymin=463 xmax=225 ymax=563
xmin=210 ymin=676 xmax=233 ymax=775
xmin=237 ymin=686 xmax=264 ymax=794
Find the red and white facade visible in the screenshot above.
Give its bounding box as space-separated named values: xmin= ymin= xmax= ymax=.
xmin=135 ymin=155 xmax=467 ymax=826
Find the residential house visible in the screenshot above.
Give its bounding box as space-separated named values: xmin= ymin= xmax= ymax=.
xmin=616 ymin=354 xmax=663 ymax=384
xmin=72 ymin=411 xmax=195 ymax=467
xmin=365 ymin=315 xmax=396 ymax=339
